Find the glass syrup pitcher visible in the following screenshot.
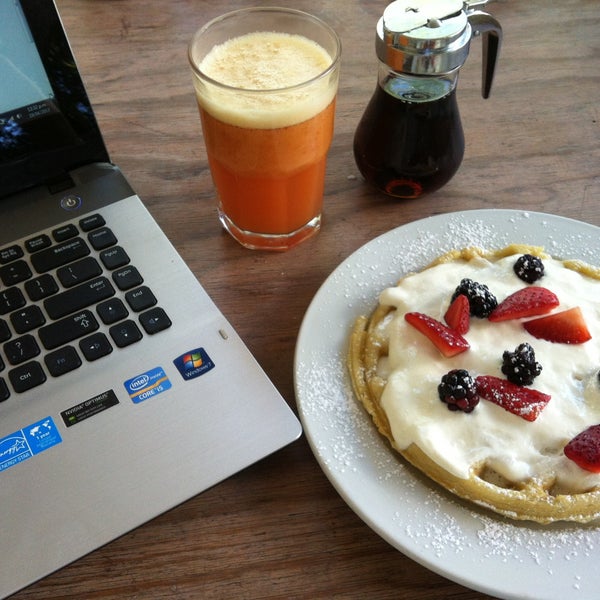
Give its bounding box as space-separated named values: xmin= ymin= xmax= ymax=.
xmin=353 ymin=0 xmax=502 ymax=199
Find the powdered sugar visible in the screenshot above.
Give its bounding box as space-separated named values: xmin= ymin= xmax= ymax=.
xmin=294 ymin=210 xmax=600 ymax=599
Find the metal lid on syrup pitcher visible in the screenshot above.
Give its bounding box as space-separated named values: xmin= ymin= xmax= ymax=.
xmin=376 ymin=0 xmax=502 ymax=97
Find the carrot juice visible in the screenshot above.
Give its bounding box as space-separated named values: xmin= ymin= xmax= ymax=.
xmin=189 ymin=9 xmax=341 ymax=250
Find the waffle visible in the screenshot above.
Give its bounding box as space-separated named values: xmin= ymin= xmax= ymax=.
xmin=348 ymin=245 xmax=600 ymax=523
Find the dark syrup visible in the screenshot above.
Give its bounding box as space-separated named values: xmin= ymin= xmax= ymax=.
xmin=353 ymin=82 xmax=465 ymax=199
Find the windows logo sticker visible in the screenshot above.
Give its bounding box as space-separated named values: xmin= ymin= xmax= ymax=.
xmin=184 ymin=352 xmax=203 ymax=370
xmin=174 ymin=347 xmax=215 ymax=381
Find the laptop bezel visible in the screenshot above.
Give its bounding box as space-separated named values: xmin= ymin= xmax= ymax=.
xmin=0 ymin=0 xmax=110 ymax=198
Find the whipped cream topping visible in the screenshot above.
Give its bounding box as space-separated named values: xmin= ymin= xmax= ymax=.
xmin=378 ymin=253 xmax=600 ymax=491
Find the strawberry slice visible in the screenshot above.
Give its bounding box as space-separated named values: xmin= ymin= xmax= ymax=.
xmin=405 ymin=312 xmax=469 ymax=358
xmin=564 ymin=424 xmax=600 ymax=473
xmin=474 ymin=375 xmax=551 ymax=422
xmin=488 ymin=286 xmax=559 ymax=322
xmin=523 ymin=306 xmax=591 ymax=344
xmin=444 ymin=294 xmax=470 ymax=334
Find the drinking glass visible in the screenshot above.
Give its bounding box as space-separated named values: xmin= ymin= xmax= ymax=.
xmin=188 ymin=7 xmax=341 ymax=250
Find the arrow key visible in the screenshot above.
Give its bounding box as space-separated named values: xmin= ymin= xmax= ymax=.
xmin=79 ymin=332 xmax=113 ymax=361
xmin=139 ymin=307 xmax=172 ymax=335
xmin=109 ymin=320 xmax=143 ymax=348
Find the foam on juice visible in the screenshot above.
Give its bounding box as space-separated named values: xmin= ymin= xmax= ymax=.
xmin=195 ymin=31 xmax=336 ymax=129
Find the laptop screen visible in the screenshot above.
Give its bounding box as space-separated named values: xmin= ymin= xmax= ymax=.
xmin=0 ymin=0 xmax=109 ymax=198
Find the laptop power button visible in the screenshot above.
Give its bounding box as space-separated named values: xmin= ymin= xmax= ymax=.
xmin=60 ymin=194 xmax=82 ymax=210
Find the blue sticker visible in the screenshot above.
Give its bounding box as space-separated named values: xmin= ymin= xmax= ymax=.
xmin=173 ymin=347 xmax=215 ymax=381
xmin=124 ymin=366 xmax=172 ymax=404
xmin=0 ymin=417 xmax=62 ymax=473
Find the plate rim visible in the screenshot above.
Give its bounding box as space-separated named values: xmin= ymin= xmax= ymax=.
xmin=294 ymin=208 xmax=600 ymax=599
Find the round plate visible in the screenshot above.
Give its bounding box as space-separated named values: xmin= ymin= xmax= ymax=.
xmin=294 ymin=209 xmax=600 ymax=600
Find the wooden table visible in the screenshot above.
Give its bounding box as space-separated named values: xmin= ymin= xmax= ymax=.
xmin=16 ymin=1 xmax=599 ymax=598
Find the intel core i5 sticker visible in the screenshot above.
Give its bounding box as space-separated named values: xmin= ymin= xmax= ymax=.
xmin=125 ymin=366 xmax=172 ymax=403
xmin=173 ymin=348 xmax=215 ymax=381
xmin=0 ymin=417 xmax=62 ymax=474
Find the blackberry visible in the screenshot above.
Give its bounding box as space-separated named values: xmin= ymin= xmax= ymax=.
xmin=438 ymin=369 xmax=479 ymax=413
xmin=501 ymin=342 xmax=542 ymax=386
xmin=514 ymin=254 xmax=545 ymax=283
xmin=451 ymin=278 xmax=498 ymax=318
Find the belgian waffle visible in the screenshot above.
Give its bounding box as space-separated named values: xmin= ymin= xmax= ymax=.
xmin=348 ymin=245 xmax=600 ymax=523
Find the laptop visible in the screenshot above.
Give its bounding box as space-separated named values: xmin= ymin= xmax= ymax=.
xmin=0 ymin=1 xmax=302 ymax=596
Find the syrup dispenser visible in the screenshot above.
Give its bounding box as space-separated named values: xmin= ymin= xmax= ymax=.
xmin=353 ymin=0 xmax=501 ymax=199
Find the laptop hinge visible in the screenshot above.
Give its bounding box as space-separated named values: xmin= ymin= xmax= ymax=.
xmin=46 ymin=172 xmax=75 ymax=194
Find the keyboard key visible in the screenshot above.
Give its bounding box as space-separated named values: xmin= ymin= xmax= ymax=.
xmin=125 ymin=286 xmax=156 ymax=312
xmin=39 ymin=310 xmax=99 ymax=350
xmin=57 ymin=256 xmax=102 ymax=288
xmin=4 ymin=334 xmax=40 ymax=365
xmin=97 ymin=298 xmax=129 ymax=324
xmin=25 ymin=274 xmax=59 ymax=302
xmin=80 ymin=332 xmax=113 ymax=361
xmin=52 ymin=223 xmax=79 ymax=242
xmin=79 ymin=213 xmax=106 ymax=232
xmin=0 ymin=259 xmax=32 ymax=286
xmin=25 ymin=234 xmax=52 ymax=254
xmin=112 ymin=266 xmax=143 ymax=291
xmin=0 ymin=216 xmax=173 ymax=396
xmin=0 ymin=287 xmax=26 ymax=315
xmin=10 ymin=305 xmax=46 ymax=334
xmin=30 ymin=237 xmax=90 ymax=273
xmin=0 ymin=319 xmax=11 ymax=343
xmin=0 ymin=378 xmax=9 ymax=402
xmin=9 ymin=361 xmax=46 ymax=393
xmin=44 ymin=276 xmax=115 ymax=320
xmin=44 ymin=345 xmax=82 ymax=377
xmin=109 ymin=320 xmax=143 ymax=348
xmin=100 ymin=246 xmax=130 ymax=270
xmin=88 ymin=227 xmax=117 ymax=250
xmin=139 ymin=307 xmax=172 ymax=334
xmin=0 ymin=245 xmax=24 ymax=264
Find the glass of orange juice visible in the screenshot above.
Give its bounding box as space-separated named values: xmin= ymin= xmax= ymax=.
xmin=188 ymin=7 xmax=341 ymax=251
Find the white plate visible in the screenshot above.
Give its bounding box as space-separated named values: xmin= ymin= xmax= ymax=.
xmin=294 ymin=209 xmax=600 ymax=600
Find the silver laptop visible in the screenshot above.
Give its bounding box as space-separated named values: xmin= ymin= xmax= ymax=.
xmin=0 ymin=1 xmax=301 ymax=596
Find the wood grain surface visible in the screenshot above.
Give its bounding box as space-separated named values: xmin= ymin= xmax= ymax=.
xmin=13 ymin=0 xmax=600 ymax=598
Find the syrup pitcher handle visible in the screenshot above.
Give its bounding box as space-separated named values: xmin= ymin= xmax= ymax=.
xmin=467 ymin=9 xmax=502 ymax=98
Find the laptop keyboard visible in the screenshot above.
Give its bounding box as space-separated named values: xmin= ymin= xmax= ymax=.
xmin=0 ymin=213 xmax=172 ymax=401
